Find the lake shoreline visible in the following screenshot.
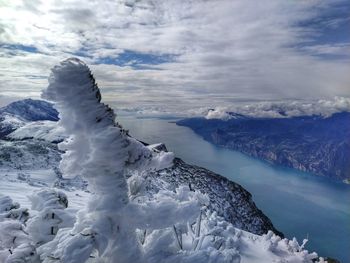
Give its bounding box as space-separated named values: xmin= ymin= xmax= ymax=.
xmin=118 ymin=116 xmax=350 ymax=262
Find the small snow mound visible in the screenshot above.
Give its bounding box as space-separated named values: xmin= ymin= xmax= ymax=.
xmin=26 ymin=189 xmax=74 ymax=245
xmin=29 ymin=189 xmax=68 ymax=211
xmin=0 ymin=195 xmax=19 ymax=212
xmin=0 ymin=195 xmax=28 ymax=222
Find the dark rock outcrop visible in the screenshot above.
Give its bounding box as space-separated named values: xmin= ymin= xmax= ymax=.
xmin=148 ymin=157 xmax=283 ymax=237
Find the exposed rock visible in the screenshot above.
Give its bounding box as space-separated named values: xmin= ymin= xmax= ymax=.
xmin=145 ymin=157 xmax=283 ymax=237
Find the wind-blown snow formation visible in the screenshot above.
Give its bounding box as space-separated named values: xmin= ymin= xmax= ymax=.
xmin=0 ymin=58 xmax=328 ymax=263
xmin=40 ymin=58 xmax=176 ymax=263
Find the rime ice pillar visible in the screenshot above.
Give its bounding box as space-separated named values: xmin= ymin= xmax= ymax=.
xmin=42 ymin=58 xmax=129 ymax=201
xmin=42 ymin=58 xmax=140 ymax=262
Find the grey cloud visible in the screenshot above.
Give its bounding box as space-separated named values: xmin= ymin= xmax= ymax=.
xmin=51 ymin=7 xmax=96 ymax=30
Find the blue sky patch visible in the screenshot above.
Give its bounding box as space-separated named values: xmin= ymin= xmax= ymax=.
xmin=97 ymin=50 xmax=177 ymax=69
xmin=1 ymin=44 xmax=38 ymax=53
xmin=297 ymin=1 xmax=350 ymax=45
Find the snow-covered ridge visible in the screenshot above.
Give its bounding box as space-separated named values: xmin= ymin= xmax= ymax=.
xmin=8 ymin=121 xmax=65 ymax=143
xmin=0 ymin=58 xmax=328 ymax=262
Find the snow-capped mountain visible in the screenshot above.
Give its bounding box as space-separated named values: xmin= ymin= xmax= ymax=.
xmin=0 ymin=99 xmax=58 ymax=122
xmin=0 ymin=58 xmax=328 ymax=263
xmin=0 ymin=99 xmax=59 ymax=139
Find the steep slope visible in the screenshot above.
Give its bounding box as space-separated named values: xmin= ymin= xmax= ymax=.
xmin=144 ymin=154 xmax=282 ymax=236
xmin=177 ymin=113 xmax=350 ymax=181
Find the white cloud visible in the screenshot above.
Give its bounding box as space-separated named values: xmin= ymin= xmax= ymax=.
xmin=0 ymin=0 xmax=349 ymax=112
xmin=204 ymin=97 xmax=350 ymax=119
xmin=205 ymin=107 xmax=232 ymax=120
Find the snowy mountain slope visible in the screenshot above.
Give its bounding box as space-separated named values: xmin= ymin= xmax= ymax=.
xmin=0 ymin=113 xmax=26 ymax=138
xmin=0 ymin=149 xmax=326 ymax=263
xmin=0 ymin=58 xmax=327 ymax=262
xmin=0 ymin=99 xmax=58 ymax=122
xmin=0 ymin=169 xmax=88 ymax=210
xmin=0 ymin=101 xmax=282 ymax=237
xmin=0 ymin=99 xmax=59 ymax=139
xmin=1 ymin=121 xmax=280 ymax=237
xmin=141 ymin=153 xmax=282 ymax=237
xmin=0 ymin=170 xmax=328 ymax=263
xmin=7 ymin=121 xmax=65 ymax=143
xmin=0 ymin=139 xmax=60 ymax=170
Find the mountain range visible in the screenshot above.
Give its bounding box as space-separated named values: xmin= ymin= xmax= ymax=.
xmin=177 ymin=112 xmax=350 ymax=182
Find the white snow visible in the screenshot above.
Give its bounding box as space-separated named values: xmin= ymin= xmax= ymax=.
xmin=8 ymin=121 xmax=65 ymax=142
xmin=26 ymin=189 xmax=75 ymax=245
xmin=0 ymin=113 xmax=26 ymax=129
xmin=0 ymin=166 xmax=327 ymax=263
xmin=0 ymin=167 xmax=88 ymax=210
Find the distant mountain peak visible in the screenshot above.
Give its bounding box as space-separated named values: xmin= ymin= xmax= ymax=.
xmin=0 ymin=98 xmax=59 ymax=122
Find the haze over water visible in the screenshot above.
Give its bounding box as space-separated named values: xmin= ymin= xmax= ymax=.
xmin=119 ymin=116 xmax=350 ymax=263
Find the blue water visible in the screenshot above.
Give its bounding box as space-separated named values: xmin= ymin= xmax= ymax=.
xmin=118 ymin=116 xmax=350 ymax=262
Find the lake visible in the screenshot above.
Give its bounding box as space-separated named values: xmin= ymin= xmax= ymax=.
xmin=118 ymin=116 xmax=350 ymax=262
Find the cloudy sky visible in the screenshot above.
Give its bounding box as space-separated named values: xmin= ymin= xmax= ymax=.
xmin=0 ymin=0 xmax=349 ymax=113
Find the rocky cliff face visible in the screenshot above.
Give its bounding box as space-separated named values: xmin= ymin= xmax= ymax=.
xmin=142 ymin=154 xmax=282 ymax=236
xmin=177 ymin=113 xmax=350 ymax=181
